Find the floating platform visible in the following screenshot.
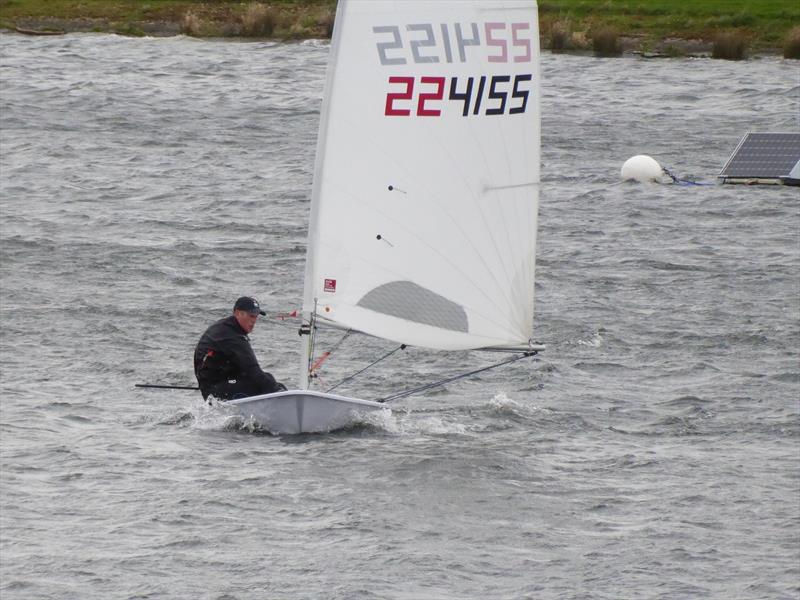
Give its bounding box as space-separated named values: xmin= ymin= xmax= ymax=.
xmin=718 ymin=132 xmax=800 ymax=186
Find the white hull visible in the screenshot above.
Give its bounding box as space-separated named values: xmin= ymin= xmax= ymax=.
xmin=227 ymin=390 xmax=386 ymax=434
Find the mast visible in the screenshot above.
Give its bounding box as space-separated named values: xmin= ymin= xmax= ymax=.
xmin=299 ymin=0 xmax=348 ymax=389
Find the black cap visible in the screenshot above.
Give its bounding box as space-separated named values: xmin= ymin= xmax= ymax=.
xmin=233 ymin=296 xmax=266 ymax=316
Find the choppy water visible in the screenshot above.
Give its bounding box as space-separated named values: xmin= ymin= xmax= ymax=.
xmin=1 ymin=32 xmax=799 ymax=600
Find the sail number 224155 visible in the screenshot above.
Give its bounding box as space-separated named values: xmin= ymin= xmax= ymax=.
xmin=384 ymin=75 xmax=532 ymax=117
xmin=373 ymin=22 xmax=536 ymax=117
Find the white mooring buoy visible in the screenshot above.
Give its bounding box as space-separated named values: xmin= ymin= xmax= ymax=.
xmin=621 ymin=155 xmax=664 ymax=183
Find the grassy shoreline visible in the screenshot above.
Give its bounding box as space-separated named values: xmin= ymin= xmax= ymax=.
xmin=1 ymin=0 xmax=799 ymax=57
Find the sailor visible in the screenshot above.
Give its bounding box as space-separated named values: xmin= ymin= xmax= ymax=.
xmin=194 ymin=296 xmax=286 ymax=401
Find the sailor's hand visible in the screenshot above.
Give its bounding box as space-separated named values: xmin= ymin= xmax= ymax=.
xmin=275 ymin=382 xmax=287 ymax=392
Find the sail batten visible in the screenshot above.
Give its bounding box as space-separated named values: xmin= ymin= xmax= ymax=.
xmin=302 ymin=0 xmax=541 ymax=370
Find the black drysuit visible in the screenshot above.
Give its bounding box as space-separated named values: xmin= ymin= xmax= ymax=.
xmin=193 ymin=315 xmax=282 ymax=400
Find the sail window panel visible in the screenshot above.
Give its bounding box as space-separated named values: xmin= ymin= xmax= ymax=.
xmin=357 ymin=281 xmax=469 ymax=332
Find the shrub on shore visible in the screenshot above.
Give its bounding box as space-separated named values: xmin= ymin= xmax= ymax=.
xmin=784 ymin=27 xmax=800 ymax=59
xmin=241 ymin=3 xmax=275 ymax=37
xmin=181 ymin=11 xmax=202 ymax=36
xmin=712 ymin=32 xmax=746 ymax=60
xmin=549 ymin=20 xmax=571 ymax=52
xmin=592 ymin=27 xmax=621 ymax=57
xmin=663 ymin=44 xmax=687 ymax=58
xmin=319 ymin=7 xmax=335 ymax=38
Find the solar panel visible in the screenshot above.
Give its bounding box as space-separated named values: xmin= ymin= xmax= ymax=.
xmin=786 ymin=160 xmax=800 ymax=181
xmin=719 ymin=132 xmax=800 ymax=183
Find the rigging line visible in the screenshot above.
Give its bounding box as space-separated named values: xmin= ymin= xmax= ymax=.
xmin=310 ymin=328 xmax=353 ymax=376
xmin=270 ymin=317 xmax=303 ymax=331
xmin=306 ymin=300 xmax=319 ymax=383
xmin=325 ymin=344 xmax=407 ymax=394
xmin=376 ymin=351 xmax=538 ymax=404
xmin=326 ymin=328 xmax=353 ymax=353
xmin=135 ymin=383 xmax=199 ymax=390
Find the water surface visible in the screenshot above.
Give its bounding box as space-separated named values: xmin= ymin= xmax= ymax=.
xmin=1 ymin=33 xmax=798 ymax=600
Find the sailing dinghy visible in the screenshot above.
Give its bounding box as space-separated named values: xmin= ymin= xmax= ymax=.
xmin=231 ymin=0 xmax=544 ymax=434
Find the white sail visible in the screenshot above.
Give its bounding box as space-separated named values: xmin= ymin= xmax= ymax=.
xmin=303 ymin=0 xmax=541 ymax=361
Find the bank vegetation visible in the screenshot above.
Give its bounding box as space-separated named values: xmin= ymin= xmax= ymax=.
xmin=2 ymin=0 xmax=799 ymax=59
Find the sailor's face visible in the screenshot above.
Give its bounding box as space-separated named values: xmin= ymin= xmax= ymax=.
xmin=234 ymin=309 xmax=259 ymax=333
